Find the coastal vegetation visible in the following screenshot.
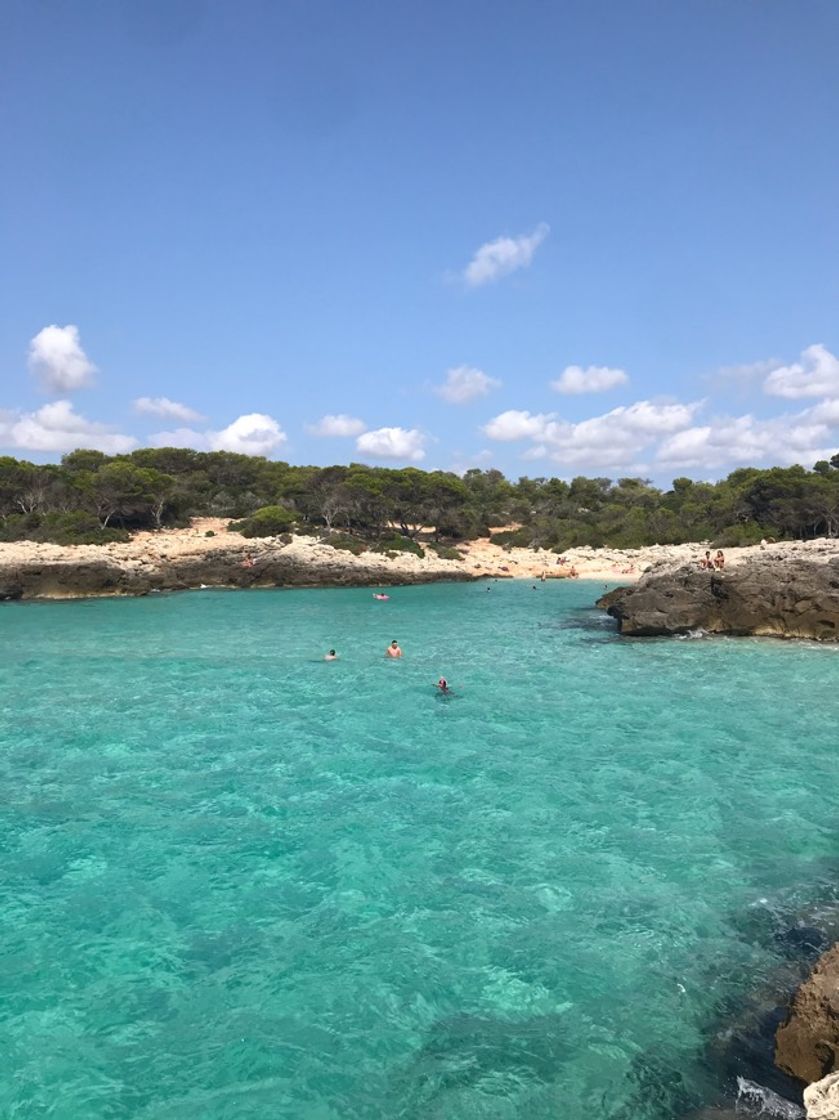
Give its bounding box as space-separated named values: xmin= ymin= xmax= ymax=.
xmin=1 ymin=448 xmax=839 ymax=548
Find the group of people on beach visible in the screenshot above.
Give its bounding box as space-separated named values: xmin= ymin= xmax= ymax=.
xmin=699 ymin=549 xmax=725 ymax=570
xmin=324 ymin=640 xmax=452 ymax=693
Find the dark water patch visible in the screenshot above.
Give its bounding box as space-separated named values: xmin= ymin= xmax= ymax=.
xmin=609 ymin=1051 xmax=700 ymax=1120
xmin=541 ymin=607 xmax=619 ymax=633
xmin=385 ymin=1012 xmax=572 ymax=1117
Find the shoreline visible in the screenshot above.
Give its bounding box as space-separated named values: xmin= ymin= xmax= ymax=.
xmin=2 ymin=519 xmax=839 ymax=603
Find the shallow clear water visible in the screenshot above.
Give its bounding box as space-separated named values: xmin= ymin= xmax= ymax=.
xmin=1 ymin=580 xmax=837 ymax=1119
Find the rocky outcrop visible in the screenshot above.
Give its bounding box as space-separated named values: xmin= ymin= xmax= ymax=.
xmin=805 ymin=1073 xmax=839 ymax=1120
xmin=776 ymin=944 xmax=839 ymax=1083
xmin=0 ymin=543 xmax=475 ymax=601
xmin=598 ymin=556 xmax=839 ymax=641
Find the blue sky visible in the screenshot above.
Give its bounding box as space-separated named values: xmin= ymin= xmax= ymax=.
xmin=1 ymin=0 xmax=838 ymax=481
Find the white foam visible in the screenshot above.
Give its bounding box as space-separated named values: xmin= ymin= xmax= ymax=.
xmin=735 ymin=1077 xmax=804 ymax=1118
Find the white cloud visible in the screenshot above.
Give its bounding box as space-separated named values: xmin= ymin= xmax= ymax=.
xmin=2 ymin=400 xmax=137 ymax=454
xmin=435 ymin=365 xmax=501 ymax=404
xmin=27 ymin=324 xmax=97 ymax=393
xmin=133 ymin=396 xmax=205 ymax=422
xmin=551 ymin=364 xmax=629 ymax=395
xmin=355 ymin=426 xmax=426 ymax=462
xmin=806 ymin=398 xmax=839 ymax=425
xmin=763 ymin=344 xmax=839 ymax=399
xmin=482 ymin=409 xmax=554 ymax=441
xmin=208 ymin=413 xmax=286 ymax=456
xmin=541 ymin=401 xmax=700 ymax=470
xmin=483 ymin=400 xmax=701 ymax=472
xmin=306 ymin=413 xmax=367 ymax=437
xmin=148 ymin=413 xmax=287 ymax=456
xmin=658 ymin=411 xmax=832 ymax=469
xmin=462 ymin=223 xmax=549 ymax=287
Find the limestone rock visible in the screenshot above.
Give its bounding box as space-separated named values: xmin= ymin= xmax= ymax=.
xmin=805 ymin=1073 xmax=839 ymax=1120
xmin=0 ymin=543 xmax=475 ymax=600
xmin=598 ymin=557 xmax=839 ymax=642
xmin=776 ymin=944 xmax=839 ymax=1083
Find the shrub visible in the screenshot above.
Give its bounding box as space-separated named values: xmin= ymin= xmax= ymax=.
xmin=428 ymin=542 xmax=463 ymax=560
xmin=0 ymin=511 xmax=131 ymax=545
xmin=712 ymin=522 xmax=768 ymax=548
xmin=371 ymin=535 xmax=424 ymax=557
xmin=205 ymin=529 xmax=215 ymax=537
xmin=324 ymin=533 xmax=367 ymax=555
xmin=229 ymin=505 xmax=296 ymax=538
xmin=491 ymin=528 xmax=534 ymax=549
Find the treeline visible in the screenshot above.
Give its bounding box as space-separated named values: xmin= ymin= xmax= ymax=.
xmin=1 ymin=446 xmax=839 ymax=549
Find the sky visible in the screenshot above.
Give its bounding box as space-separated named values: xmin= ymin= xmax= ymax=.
xmin=1 ymin=0 xmax=838 ymax=483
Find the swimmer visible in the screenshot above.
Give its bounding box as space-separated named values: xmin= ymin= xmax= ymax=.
xmin=436 ymin=677 xmax=450 ymax=694
xmin=324 ymin=649 xmax=338 ymax=661
xmin=385 ymin=639 xmax=403 ymax=659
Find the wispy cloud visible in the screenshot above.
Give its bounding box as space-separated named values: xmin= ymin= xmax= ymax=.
xmin=435 ymin=365 xmax=501 ymax=404
xmin=462 ymin=223 xmax=549 ymax=287
xmin=306 ymin=413 xmax=366 ymax=437
xmin=134 ymin=396 xmax=205 ymax=423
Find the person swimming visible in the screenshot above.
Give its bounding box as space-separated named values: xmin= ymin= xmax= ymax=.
xmin=324 ymin=649 xmax=338 ymax=661
xmin=436 ymin=677 xmax=450 ymax=693
xmin=385 ymin=639 xmax=402 ymax=658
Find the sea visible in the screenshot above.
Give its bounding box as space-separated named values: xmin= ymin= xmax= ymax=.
xmin=1 ymin=579 xmax=837 ymax=1119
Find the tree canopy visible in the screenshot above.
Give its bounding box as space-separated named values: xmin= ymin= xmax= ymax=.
xmin=1 ymin=447 xmax=838 ymax=548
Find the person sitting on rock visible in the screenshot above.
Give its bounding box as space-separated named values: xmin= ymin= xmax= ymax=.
xmin=699 ymin=550 xmax=713 ymax=570
xmin=714 ymin=550 xmax=725 ymax=570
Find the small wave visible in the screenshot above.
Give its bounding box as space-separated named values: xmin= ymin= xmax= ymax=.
xmin=676 ymin=628 xmax=708 ymax=640
xmin=736 ymin=1077 xmax=804 ymax=1118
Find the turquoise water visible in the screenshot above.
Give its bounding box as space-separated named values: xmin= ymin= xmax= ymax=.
xmin=1 ymin=580 xmax=838 ymax=1119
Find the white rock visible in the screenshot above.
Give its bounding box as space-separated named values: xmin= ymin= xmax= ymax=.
xmin=805 ymin=1072 xmax=839 ymax=1120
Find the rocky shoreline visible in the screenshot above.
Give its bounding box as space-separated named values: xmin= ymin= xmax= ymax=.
xmin=6 ymin=524 xmax=839 ymax=606
xmin=0 ymin=531 xmax=478 ymax=601
xmin=734 ymin=936 xmax=839 ymax=1119
xmin=599 ymin=541 xmax=839 ymax=642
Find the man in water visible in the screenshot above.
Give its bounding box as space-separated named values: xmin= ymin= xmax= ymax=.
xmin=324 ymin=649 xmax=338 ymax=661
xmin=386 ymin=639 xmax=403 ymax=658
xmin=436 ymin=677 xmax=450 ymax=693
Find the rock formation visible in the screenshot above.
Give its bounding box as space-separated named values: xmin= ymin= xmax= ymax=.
xmin=0 ymin=541 xmax=475 ymax=601
xmin=804 ymin=1073 xmax=839 ymax=1120
xmin=598 ymin=555 xmax=839 ymax=641
xmin=775 ymin=943 xmax=839 ymax=1084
